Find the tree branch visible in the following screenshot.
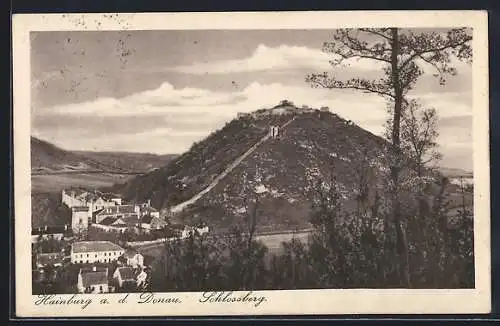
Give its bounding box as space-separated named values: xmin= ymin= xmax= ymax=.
xmin=358 ymin=28 xmax=393 ymax=41
xmin=399 ymin=38 xmax=471 ymax=71
xmin=307 ymin=74 xmax=396 ymax=99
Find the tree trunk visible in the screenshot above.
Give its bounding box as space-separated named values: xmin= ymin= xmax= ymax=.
xmin=390 ymin=27 xmax=411 ymax=287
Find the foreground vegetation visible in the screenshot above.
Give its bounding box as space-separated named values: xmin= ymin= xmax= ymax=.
xmin=150 ymin=171 xmax=474 ymax=290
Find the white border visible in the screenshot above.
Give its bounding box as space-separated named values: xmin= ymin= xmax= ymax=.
xmin=13 ymin=11 xmax=490 ymax=317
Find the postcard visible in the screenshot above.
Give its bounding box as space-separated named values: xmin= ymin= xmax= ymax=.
xmin=12 ymin=10 xmax=490 ymax=317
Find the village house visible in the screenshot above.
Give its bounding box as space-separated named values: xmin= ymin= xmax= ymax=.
xmin=139 ymin=200 xmax=160 ymax=219
xmin=122 ymin=250 xmax=144 ymax=268
xmin=237 ymin=112 xmax=250 ymax=118
xmin=92 ymin=216 xmax=130 ymax=233
xmin=113 ymin=267 xmax=137 ymax=289
xmin=62 ymin=188 xmax=123 ymax=232
xmin=71 ymin=241 xmax=124 ymax=264
xmin=36 ymin=252 xmax=65 ymax=269
xmin=92 ymin=202 xmax=164 ymax=233
xmin=94 ymin=205 xmax=139 ymax=224
xmin=179 ymin=225 xmax=210 ymax=238
xmin=140 ymin=215 xmax=167 ymax=232
xmin=62 ymin=189 xmax=121 ymax=214
xmin=31 ymin=225 xmax=71 ymax=243
xmin=77 ymin=266 xmax=109 ymax=294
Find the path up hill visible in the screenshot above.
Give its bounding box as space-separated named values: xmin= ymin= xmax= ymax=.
xmin=113 ymin=104 xmax=398 ymax=231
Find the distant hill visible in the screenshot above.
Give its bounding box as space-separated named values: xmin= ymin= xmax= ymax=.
xmin=113 ymin=103 xmax=400 ymax=231
xmin=31 ymin=136 xmax=178 ymax=174
xmin=74 ymin=151 xmax=178 ymax=173
xmin=31 ymin=136 xmax=112 ymax=173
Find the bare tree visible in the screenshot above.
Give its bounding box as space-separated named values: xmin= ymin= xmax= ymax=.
xmin=399 ymin=100 xmax=442 ymax=177
xmin=306 ymin=28 xmax=472 ymax=287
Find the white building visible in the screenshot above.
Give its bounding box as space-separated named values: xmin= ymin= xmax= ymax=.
xmin=77 ymin=266 xmax=109 ymax=293
xmin=122 ymin=250 xmax=144 ymax=268
xmin=71 ymin=206 xmax=90 ymax=234
xmin=71 ymin=241 xmax=124 ymax=264
xmin=181 ymin=225 xmax=210 ymax=238
xmin=94 ymin=205 xmax=140 ymax=224
xmin=62 ymin=189 xmax=123 ymax=233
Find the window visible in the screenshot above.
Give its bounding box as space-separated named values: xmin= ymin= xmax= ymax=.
xmin=99 ymin=286 xmax=103 ymax=293
xmin=86 ymin=260 xmax=89 ymax=264
xmin=87 ymin=254 xmax=89 ymax=257
xmin=95 ymin=254 xmax=97 ymax=257
xmin=80 ymin=260 xmax=83 ymax=264
xmin=104 ymin=253 xmax=107 ymax=256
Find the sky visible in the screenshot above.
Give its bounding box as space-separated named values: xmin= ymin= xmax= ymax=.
xmin=30 ymin=29 xmax=473 ymax=171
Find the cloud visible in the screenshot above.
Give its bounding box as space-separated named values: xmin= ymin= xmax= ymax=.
xmin=408 ymin=91 xmax=472 ymax=118
xmin=167 ymin=44 xmax=385 ymax=75
xmin=165 ymin=43 xmax=472 ymax=80
xmin=33 ymin=80 xmax=472 ymax=169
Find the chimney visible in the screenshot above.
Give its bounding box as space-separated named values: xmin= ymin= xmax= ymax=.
xmin=92 ymin=266 xmax=97 ymax=272
xmin=147 ymin=199 xmax=151 ymax=207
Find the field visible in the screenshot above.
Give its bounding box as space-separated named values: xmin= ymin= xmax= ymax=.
xmin=31 ymin=172 xmax=138 ymax=193
xmin=136 ymin=231 xmax=312 ymax=259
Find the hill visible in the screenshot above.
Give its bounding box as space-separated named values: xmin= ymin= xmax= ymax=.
xmin=74 ymin=151 xmax=177 ymax=173
xmin=31 ymin=136 xmax=178 ymax=174
xmin=113 ymin=103 xmax=398 ymax=231
xmin=31 ymin=136 xmax=112 ymax=173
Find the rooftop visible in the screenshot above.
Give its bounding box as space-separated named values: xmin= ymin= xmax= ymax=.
xmin=72 ymin=206 xmax=89 ymax=212
xmin=121 ymin=214 xmax=140 ymax=227
xmin=80 ymin=266 xmax=108 ymax=273
xmin=97 ymin=205 xmax=137 ymax=215
xmin=80 ymin=268 xmax=108 ymax=287
xmin=65 ymin=188 xmax=122 ymax=203
xmin=140 ymin=215 xmax=154 ymax=224
xmin=99 ymin=216 xmax=120 ymax=226
xmin=116 ymin=267 xmax=136 ymax=281
xmin=72 ymin=241 xmax=124 ymax=253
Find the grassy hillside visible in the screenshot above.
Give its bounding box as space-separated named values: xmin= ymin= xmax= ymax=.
xmin=113 ymin=106 xmax=395 ymax=231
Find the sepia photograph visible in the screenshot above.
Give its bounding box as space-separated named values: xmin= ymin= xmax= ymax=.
xmin=13 ymin=11 xmax=490 ymax=317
